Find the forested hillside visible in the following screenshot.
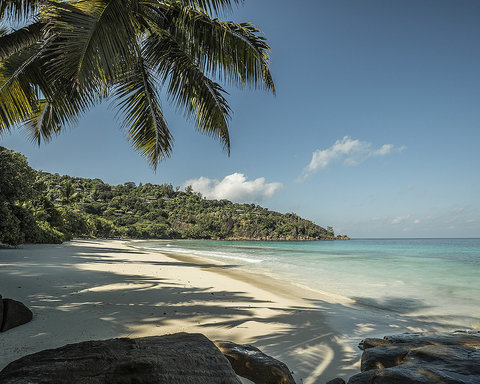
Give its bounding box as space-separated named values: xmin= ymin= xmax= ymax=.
xmin=1 ymin=147 xmax=338 ymax=245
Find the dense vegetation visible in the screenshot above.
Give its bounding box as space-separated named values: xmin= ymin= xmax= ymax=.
xmin=0 ymin=147 xmax=335 ymax=246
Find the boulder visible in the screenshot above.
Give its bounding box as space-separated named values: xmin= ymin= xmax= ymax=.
xmin=360 ymin=344 xmax=411 ymax=371
xmin=358 ymin=337 xmax=393 ymax=350
xmin=215 ymin=340 xmax=296 ymax=384
xmin=382 ymin=331 xmax=480 ymax=347
xmin=347 ymin=331 xmax=480 ymax=384
xmin=0 ymin=333 xmax=242 ymax=384
xmin=1 ymin=298 xmax=33 ymax=332
xmin=326 ymin=378 xmax=346 ymax=384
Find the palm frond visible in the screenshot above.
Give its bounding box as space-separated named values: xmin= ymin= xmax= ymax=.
xmin=0 ymin=0 xmax=38 ymax=20
xmin=154 ymin=3 xmax=275 ymax=94
xmin=0 ymin=30 xmax=95 ymax=139
xmin=23 ymin=78 xmax=96 ymax=144
xmin=44 ymin=0 xmax=135 ymax=91
xmin=0 ymin=43 xmax=46 ymax=132
xmin=0 ymin=75 xmax=38 ymax=132
xmin=112 ymin=53 xmax=172 ymax=168
xmin=178 ymin=0 xmax=242 ymax=15
xmin=0 ymin=0 xmax=275 ymax=167
xmin=0 ymin=22 xmax=45 ymax=61
xmin=144 ymin=30 xmax=230 ymax=153
xmin=24 ymin=99 xmax=61 ymax=144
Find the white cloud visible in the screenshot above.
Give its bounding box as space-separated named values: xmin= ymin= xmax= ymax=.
xmin=452 ymin=207 xmax=465 ymax=215
xmin=183 ymin=173 xmax=282 ymax=202
xmin=391 ymin=214 xmax=411 ymax=225
xmin=371 ymin=216 xmax=388 ymax=222
xmin=371 ymin=144 xmax=393 ymax=156
xmin=302 ymin=136 xmax=405 ymax=178
xmin=413 ymin=219 xmax=421 ymax=224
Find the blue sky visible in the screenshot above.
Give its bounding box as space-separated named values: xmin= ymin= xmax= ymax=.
xmin=2 ymin=0 xmax=479 ymax=238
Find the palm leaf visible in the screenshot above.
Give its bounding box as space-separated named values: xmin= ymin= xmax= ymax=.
xmin=155 ymin=3 xmax=275 ymax=94
xmin=0 ymin=42 xmax=46 ymax=132
xmin=24 ymin=99 xmax=61 ymax=144
xmin=0 ymin=29 xmax=95 ymax=139
xmin=178 ymin=0 xmax=242 ymax=14
xmin=0 ymin=74 xmax=38 ymax=132
xmin=0 ymin=0 xmax=275 ymax=167
xmin=0 ymin=0 xmax=38 ymax=20
xmin=44 ymin=0 xmax=135 ymax=91
xmin=0 ymin=22 xmax=45 ymax=61
xmin=112 ymin=52 xmax=172 ymax=168
xmin=23 ymin=78 xmax=96 ymax=144
xmin=144 ymin=30 xmax=230 ymax=152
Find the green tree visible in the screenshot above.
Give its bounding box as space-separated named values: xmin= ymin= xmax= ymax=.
xmin=0 ymin=0 xmax=274 ymax=167
xmin=0 ymin=146 xmax=36 ymax=245
xmin=61 ymin=181 xmax=78 ymax=205
xmin=0 ymin=146 xmax=36 ymax=202
xmin=326 ymin=226 xmax=334 ymax=237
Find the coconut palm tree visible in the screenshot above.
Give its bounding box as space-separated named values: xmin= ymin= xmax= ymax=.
xmin=61 ymin=181 xmax=78 ymax=205
xmin=0 ymin=0 xmax=274 ymax=167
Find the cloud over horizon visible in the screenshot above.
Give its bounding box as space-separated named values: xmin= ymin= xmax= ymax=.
xmin=301 ymin=136 xmax=405 ymax=179
xmin=391 ymin=214 xmax=411 ymax=225
xmin=183 ymin=173 xmax=282 ymax=202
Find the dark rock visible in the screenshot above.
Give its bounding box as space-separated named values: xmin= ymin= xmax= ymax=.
xmin=347 ymin=331 xmax=480 ymax=384
xmin=0 ymin=333 xmax=242 ymax=383
xmin=326 ymin=378 xmax=346 ymax=384
xmin=1 ymin=298 xmax=33 ymax=332
xmin=359 ymin=337 xmax=394 ymax=350
xmin=383 ymin=331 xmax=480 ymax=347
xmin=360 ymin=344 xmax=411 ymax=371
xmin=215 ymin=340 xmax=296 ymax=384
xmin=348 ymin=368 xmax=442 ymax=384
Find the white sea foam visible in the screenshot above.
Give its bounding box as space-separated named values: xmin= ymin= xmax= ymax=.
xmin=140 ymin=245 xmax=263 ymax=264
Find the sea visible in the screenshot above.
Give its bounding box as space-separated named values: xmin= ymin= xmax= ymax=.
xmin=135 ymin=238 xmax=480 ymax=329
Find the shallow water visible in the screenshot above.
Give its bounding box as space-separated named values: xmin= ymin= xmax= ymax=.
xmin=136 ymin=238 xmax=480 ymax=328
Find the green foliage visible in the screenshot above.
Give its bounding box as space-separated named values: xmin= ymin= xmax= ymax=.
xmin=326 ymin=226 xmax=335 ymax=237
xmin=0 ymin=146 xmax=330 ymax=245
xmin=0 ymin=145 xmax=36 ymax=202
xmin=32 ymin=221 xmax=65 ymax=244
xmin=0 ymin=202 xmax=24 ymax=246
xmin=35 ymin=170 xmax=329 ymax=241
xmin=0 ymin=0 xmax=274 ymax=168
xmin=0 ymin=146 xmax=37 ymax=245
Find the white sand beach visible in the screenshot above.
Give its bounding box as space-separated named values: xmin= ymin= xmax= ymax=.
xmin=0 ymin=240 xmax=453 ymax=383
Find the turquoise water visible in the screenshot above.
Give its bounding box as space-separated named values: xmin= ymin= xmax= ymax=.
xmin=136 ymin=238 xmax=480 ymax=327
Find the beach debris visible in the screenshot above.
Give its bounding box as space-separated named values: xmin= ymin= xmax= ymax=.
xmin=345 ymin=331 xmax=480 ymax=384
xmin=0 ymin=297 xmax=33 ymax=332
xmin=215 ymin=340 xmax=296 ymax=384
xmin=0 ymin=333 xmax=242 ymax=384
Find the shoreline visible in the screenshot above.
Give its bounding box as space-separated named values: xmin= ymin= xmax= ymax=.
xmin=0 ymin=240 xmax=464 ymax=383
xmin=129 ymin=240 xmax=356 ymax=305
